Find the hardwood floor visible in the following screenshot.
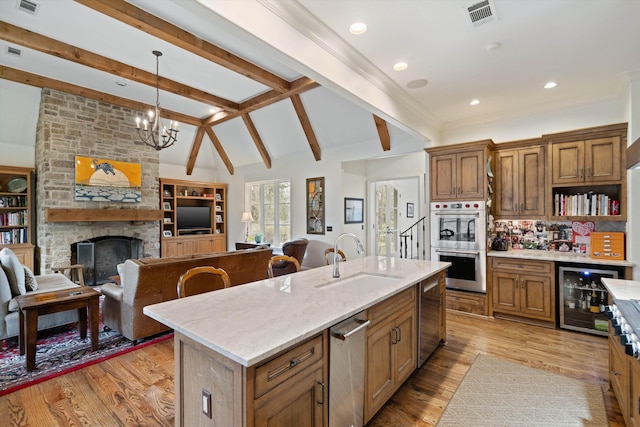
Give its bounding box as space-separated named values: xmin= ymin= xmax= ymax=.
xmin=0 ymin=310 xmax=624 ymax=426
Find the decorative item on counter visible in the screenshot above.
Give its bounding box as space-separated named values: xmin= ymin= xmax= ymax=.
xmin=571 ymin=221 xmax=594 ymax=251
xmin=254 ymin=233 xmax=263 ymax=244
xmin=556 ymin=240 xmax=572 ymax=252
xmin=491 ymin=233 xmax=509 ymax=251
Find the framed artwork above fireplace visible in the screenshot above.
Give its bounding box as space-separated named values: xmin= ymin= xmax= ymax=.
xmin=74 ymin=156 xmax=142 ymax=203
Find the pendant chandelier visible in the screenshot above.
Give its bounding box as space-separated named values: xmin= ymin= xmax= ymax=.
xmin=135 ymin=50 xmax=179 ymax=151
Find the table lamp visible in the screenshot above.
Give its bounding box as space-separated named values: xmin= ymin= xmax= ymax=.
xmin=241 ymin=211 xmax=254 ymax=241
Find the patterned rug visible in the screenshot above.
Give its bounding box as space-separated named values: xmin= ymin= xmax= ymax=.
xmin=0 ymin=297 xmax=172 ymax=396
xmin=437 ymin=354 xmax=608 ymax=427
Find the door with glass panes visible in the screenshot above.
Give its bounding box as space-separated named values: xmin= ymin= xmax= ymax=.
xmin=374 ymin=183 xmax=399 ymax=257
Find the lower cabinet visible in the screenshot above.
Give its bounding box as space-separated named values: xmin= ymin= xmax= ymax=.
xmin=162 ymin=235 xmax=225 ymax=257
xmin=251 ymin=332 xmax=328 ymax=427
xmin=490 ymin=257 xmax=555 ymax=324
xmin=609 ymin=323 xmax=640 ymax=426
xmin=364 ymin=287 xmax=417 ymax=423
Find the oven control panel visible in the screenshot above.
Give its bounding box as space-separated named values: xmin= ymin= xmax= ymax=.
xmin=431 ymin=201 xmax=485 ymax=211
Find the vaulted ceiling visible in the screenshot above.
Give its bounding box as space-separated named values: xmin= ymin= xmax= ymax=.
xmin=1 ymin=0 xmax=639 ymax=174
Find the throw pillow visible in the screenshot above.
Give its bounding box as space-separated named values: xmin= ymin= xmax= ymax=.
xmin=0 ymin=247 xmax=26 ymax=296
xmin=0 ymin=266 xmax=12 ymax=308
xmin=24 ymin=266 xmax=38 ymax=292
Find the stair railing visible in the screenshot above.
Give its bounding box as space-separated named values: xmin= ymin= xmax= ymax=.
xmin=399 ymin=216 xmax=427 ymax=260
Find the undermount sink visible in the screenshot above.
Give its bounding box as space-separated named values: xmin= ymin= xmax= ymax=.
xmin=315 ymin=272 xmax=403 ymax=294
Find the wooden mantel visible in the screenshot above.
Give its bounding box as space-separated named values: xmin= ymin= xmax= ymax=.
xmin=45 ymin=208 xmax=164 ymax=223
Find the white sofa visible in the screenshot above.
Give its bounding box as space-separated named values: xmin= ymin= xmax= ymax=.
xmin=0 ymin=248 xmax=80 ymax=341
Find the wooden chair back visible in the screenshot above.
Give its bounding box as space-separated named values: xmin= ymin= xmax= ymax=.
xmin=324 ymin=248 xmax=347 ymax=265
xmin=268 ymin=255 xmax=301 ymax=278
xmin=177 ymin=266 xmax=230 ymax=298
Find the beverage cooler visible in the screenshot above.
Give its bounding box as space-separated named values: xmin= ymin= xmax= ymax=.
xmin=558 ymin=263 xmax=623 ymax=336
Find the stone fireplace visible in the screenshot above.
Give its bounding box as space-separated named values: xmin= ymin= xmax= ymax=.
xmin=34 ymin=88 xmax=160 ymax=274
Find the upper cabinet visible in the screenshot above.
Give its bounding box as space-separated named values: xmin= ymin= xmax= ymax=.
xmin=551 ymin=137 xmax=621 ymax=185
xmin=494 ymin=141 xmax=546 ymax=218
xmin=546 ymin=123 xmax=627 ymax=221
xmin=426 ymin=140 xmax=494 ymax=202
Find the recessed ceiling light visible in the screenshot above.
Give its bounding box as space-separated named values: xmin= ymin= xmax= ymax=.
xmin=544 ymin=81 xmax=557 ymax=89
xmin=407 ymin=79 xmax=428 ymax=89
xmin=484 ymin=42 xmax=501 ymax=51
xmin=470 ymin=99 xmax=480 ymax=106
xmin=349 ymin=22 xmax=367 ymax=35
xmin=393 ymin=62 xmax=408 ymax=71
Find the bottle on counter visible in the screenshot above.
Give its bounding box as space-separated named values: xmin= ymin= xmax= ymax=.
xmin=590 ymin=290 xmax=600 ymax=313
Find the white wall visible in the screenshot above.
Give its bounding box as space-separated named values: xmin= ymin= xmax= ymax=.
xmin=626 ymin=76 xmax=640 ymax=280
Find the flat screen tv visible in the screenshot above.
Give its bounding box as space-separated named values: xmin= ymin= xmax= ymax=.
xmin=177 ymin=206 xmax=211 ymax=231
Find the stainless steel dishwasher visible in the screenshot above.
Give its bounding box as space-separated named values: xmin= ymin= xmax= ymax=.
xmin=329 ymin=312 xmax=370 ymax=427
xmin=419 ymin=277 xmax=442 ymax=367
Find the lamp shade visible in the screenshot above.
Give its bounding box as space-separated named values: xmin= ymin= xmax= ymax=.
xmin=241 ymin=211 xmax=254 ymax=222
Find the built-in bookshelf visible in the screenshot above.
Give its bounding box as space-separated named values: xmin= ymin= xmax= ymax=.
xmin=0 ymin=165 xmax=34 ymax=270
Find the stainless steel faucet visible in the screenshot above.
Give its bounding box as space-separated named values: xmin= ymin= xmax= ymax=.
xmin=332 ymin=232 xmax=365 ymax=278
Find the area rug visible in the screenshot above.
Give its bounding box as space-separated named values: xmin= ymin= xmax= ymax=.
xmin=0 ymin=298 xmax=172 ymax=396
xmin=436 ymin=354 xmax=608 ymax=427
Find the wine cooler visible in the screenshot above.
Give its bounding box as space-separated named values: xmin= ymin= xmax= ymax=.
xmin=558 ymin=264 xmax=621 ymax=336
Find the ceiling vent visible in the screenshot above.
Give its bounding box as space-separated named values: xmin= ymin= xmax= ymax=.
xmin=464 ymin=0 xmax=497 ymax=27
xmin=18 ymin=0 xmax=39 ymax=15
xmin=7 ymin=46 xmax=23 ymax=57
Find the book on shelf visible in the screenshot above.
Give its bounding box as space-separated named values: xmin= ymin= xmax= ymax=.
xmin=554 ymin=192 xmax=613 ymax=216
xmin=0 ymin=228 xmax=28 ymax=244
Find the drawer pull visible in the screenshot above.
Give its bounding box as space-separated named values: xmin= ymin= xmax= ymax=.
xmin=267 ymin=350 xmax=315 ymax=382
xmin=289 ymin=359 xmax=301 ymax=368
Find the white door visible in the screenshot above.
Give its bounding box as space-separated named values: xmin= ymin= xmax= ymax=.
xmin=374 ymin=183 xmax=399 ymax=257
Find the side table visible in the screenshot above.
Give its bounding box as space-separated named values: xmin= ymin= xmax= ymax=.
xmin=15 ymin=286 xmax=101 ymax=371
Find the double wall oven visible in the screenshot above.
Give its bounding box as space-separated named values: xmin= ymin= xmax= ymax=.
xmin=430 ymin=201 xmax=486 ymax=293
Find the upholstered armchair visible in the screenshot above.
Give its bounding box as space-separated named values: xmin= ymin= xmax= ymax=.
xmin=270 ymin=238 xmax=309 ymax=277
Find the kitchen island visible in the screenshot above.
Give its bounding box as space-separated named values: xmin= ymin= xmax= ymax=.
xmin=144 ymin=255 xmax=450 ymax=426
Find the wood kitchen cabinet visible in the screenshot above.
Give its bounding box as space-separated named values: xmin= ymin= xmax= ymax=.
xmin=174 ymin=331 xmax=328 ymax=427
xmin=629 ymin=354 xmax=640 ymax=426
xmin=494 ymin=142 xmax=545 ymax=218
xmin=251 ymin=333 xmax=327 ymax=426
xmin=551 ymin=137 xmax=621 ymax=185
xmin=610 ymin=323 xmax=630 ymax=422
xmin=426 ymin=140 xmax=494 ymax=202
xmin=546 ymin=123 xmax=627 ymax=221
xmin=364 ymin=287 xmax=417 ymax=423
xmin=489 ymin=257 xmax=555 ymax=325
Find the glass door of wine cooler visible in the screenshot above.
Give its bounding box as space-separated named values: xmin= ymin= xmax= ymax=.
xmin=558 ymin=265 xmax=619 ymax=336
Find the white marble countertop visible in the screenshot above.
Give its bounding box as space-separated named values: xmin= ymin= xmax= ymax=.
xmin=144 ymin=256 xmax=450 ymax=367
xmin=602 ymin=278 xmax=640 ymax=301
xmin=488 ymin=249 xmax=634 ymax=267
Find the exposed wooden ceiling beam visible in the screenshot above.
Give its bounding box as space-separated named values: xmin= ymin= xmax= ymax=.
xmin=290 ymin=94 xmax=321 ymax=161
xmin=186 ymin=126 xmax=206 ymax=176
xmin=241 ymin=113 xmax=271 ymax=169
xmin=202 ymin=77 xmax=320 ymax=127
xmin=373 ymin=114 xmax=391 ymax=151
xmin=204 ymin=127 xmax=235 ymax=175
xmin=74 ymin=0 xmax=291 ymax=93
xmin=0 ymin=21 xmax=239 ymax=112
xmin=0 ymin=65 xmax=202 ymax=127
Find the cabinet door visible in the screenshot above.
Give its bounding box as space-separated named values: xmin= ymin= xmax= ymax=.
xmin=365 ymin=317 xmax=394 ymax=421
xmin=519 ymin=274 xmax=553 ymax=321
xmin=392 ymin=308 xmax=417 ymax=386
xmin=552 ymin=141 xmax=585 ymax=184
xmin=610 ymin=333 xmax=629 ymax=421
xmin=196 ymin=237 xmax=216 ymax=254
xmin=457 ymin=150 xmax=484 ymax=200
xmin=254 ymin=365 xmax=326 ymax=427
xmin=629 ymin=356 xmax=640 ymax=426
xmin=495 ymin=149 xmax=519 ymax=216
xmin=492 ymin=271 xmax=520 ymax=313
xmin=162 ymin=240 xmax=180 ymax=257
xmin=430 ymin=153 xmax=457 ymax=201
xmin=585 ymin=136 xmax=621 ymax=182
xmin=519 ymin=146 xmax=546 ymax=216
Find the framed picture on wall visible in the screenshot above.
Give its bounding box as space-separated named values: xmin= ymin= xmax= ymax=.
xmin=344 ymin=197 xmax=364 ymax=224
xmin=407 ymin=202 xmax=414 ymax=218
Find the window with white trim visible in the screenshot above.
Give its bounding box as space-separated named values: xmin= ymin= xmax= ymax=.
xmin=246 ymin=179 xmax=291 ymax=246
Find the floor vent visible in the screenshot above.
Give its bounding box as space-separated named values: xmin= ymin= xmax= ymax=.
xmin=18 ymin=0 xmax=39 ymax=15
xmin=7 ymin=46 xmax=22 ymax=57
xmin=464 ymin=0 xmax=497 ymax=27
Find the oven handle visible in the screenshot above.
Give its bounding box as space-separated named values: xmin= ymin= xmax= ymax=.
xmin=434 ymin=249 xmax=481 ymax=256
xmin=433 ymin=212 xmax=480 ymax=216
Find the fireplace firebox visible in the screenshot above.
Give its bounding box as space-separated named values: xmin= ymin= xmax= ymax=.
xmin=71 ymin=236 xmax=143 ymax=286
